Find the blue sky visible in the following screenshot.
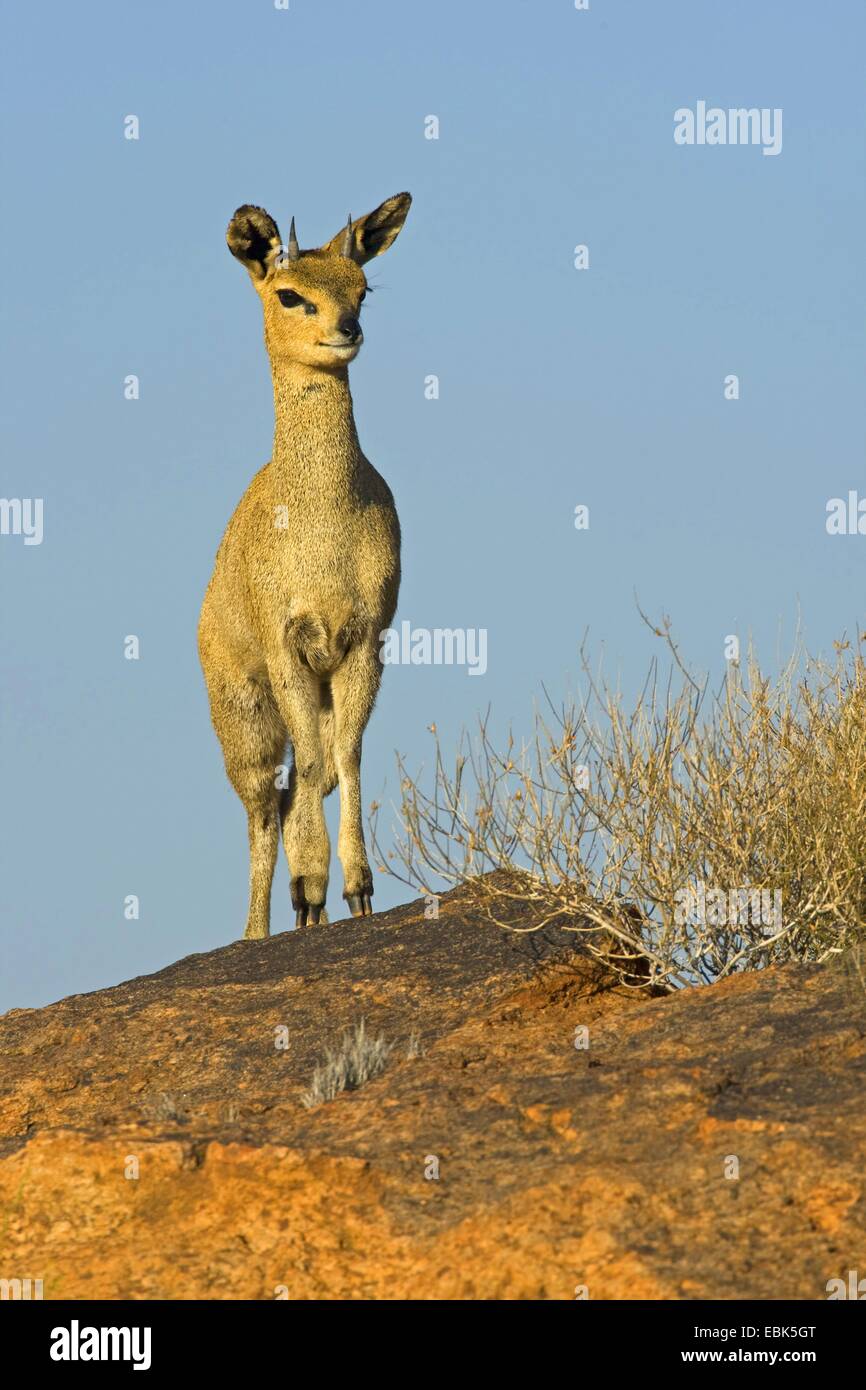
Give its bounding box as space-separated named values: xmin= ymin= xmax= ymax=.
xmin=1 ymin=0 xmax=864 ymax=1011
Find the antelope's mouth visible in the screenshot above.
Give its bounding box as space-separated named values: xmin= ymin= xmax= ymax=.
xmin=317 ymin=340 xmax=360 ymax=352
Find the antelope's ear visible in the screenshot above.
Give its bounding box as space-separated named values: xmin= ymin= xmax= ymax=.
xmin=227 ymin=205 xmax=282 ymax=280
xmin=321 ymin=192 xmax=412 ymax=265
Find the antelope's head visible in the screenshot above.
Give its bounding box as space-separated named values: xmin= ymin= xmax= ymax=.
xmin=227 ymin=193 xmax=411 ymax=371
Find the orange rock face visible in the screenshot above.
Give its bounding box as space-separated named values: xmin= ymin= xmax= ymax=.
xmin=1 ymin=889 xmax=864 ymax=1299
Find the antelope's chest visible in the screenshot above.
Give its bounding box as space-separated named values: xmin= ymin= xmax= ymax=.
xmin=261 ymin=500 xmax=396 ymax=619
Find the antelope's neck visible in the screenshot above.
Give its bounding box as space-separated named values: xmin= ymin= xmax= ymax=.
xmin=270 ymin=365 xmax=361 ymax=494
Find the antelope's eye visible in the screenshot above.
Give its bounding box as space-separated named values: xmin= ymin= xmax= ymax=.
xmin=277 ymin=289 xmax=303 ymax=308
xmin=359 ymin=289 xmax=367 ymax=302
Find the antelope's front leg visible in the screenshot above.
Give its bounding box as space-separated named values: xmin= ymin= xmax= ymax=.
xmin=329 ymin=643 xmax=381 ymax=916
xmin=271 ymin=657 xmax=331 ymax=925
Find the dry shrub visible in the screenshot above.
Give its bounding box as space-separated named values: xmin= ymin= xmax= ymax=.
xmin=372 ymin=621 xmax=866 ymax=991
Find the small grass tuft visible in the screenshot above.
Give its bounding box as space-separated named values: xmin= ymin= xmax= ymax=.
xmin=406 ymin=1028 xmax=425 ymax=1059
xmin=301 ymin=1019 xmax=393 ymax=1109
xmin=144 ymin=1092 xmax=189 ymax=1124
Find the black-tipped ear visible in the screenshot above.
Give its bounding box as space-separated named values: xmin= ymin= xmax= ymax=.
xmin=321 ymin=192 xmax=412 ymax=265
xmin=226 ymin=205 xmax=282 ymax=280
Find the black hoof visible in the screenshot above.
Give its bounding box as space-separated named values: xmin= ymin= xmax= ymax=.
xmin=296 ymin=904 xmax=323 ymax=927
xmin=345 ymin=891 xmax=373 ymax=918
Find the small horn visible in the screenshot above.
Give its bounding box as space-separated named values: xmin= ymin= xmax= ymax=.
xmin=340 ymin=215 xmax=354 ymax=259
xmin=286 ymin=216 xmax=300 ymax=261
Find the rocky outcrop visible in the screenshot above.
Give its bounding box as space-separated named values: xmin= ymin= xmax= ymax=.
xmin=1 ymin=888 xmax=864 ymax=1299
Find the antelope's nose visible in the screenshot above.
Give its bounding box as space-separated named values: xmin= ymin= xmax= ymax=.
xmin=338 ymin=313 xmax=362 ymax=342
